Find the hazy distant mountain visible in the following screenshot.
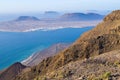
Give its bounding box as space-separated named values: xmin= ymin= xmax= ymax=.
xmin=0 ymin=12 xmax=103 ymax=32
xmin=42 ymin=11 xmax=61 ymax=19
xmin=59 ymin=13 xmax=104 ymax=21
xmin=44 ymin=11 xmax=59 ymax=15
xmin=15 ymin=16 xmax=40 ymax=21
xmin=86 ymin=10 xmax=111 ymax=15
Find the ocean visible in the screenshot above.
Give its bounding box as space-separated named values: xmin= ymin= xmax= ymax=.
xmin=0 ymin=27 xmax=93 ymax=70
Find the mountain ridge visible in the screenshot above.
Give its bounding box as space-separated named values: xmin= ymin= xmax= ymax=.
xmin=13 ymin=10 xmax=120 ymax=80
xmin=0 ymin=10 xmax=120 ymax=80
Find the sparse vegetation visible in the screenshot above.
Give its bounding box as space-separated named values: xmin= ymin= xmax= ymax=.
xmin=114 ymin=61 xmax=120 ymax=67
xmin=13 ymin=10 xmax=120 ymax=80
xmin=102 ymin=72 xmax=111 ymax=79
xmin=1 ymin=10 xmax=120 ymax=80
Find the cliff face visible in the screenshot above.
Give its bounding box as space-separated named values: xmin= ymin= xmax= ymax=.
xmin=1 ymin=10 xmax=120 ymax=80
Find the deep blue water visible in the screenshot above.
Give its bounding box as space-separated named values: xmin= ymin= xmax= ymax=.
xmin=0 ymin=27 xmax=93 ymax=70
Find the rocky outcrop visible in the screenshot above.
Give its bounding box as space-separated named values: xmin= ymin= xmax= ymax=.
xmin=104 ymin=10 xmax=120 ymax=21
xmin=0 ymin=62 xmax=26 ymax=80
xmin=43 ymin=50 xmax=120 ymax=80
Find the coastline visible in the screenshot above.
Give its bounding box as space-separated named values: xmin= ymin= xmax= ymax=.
xmin=0 ymin=20 xmax=101 ymax=32
xmin=21 ymin=54 xmax=34 ymax=64
xmin=21 ymin=43 xmax=71 ymax=66
xmin=0 ymin=26 xmax=93 ymax=70
xmin=0 ymin=26 xmax=94 ymax=32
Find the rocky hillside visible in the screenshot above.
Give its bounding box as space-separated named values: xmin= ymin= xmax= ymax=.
xmin=0 ymin=62 xmax=26 ymax=80
xmin=104 ymin=10 xmax=120 ymax=21
xmin=41 ymin=50 xmax=120 ymax=80
xmin=17 ymin=11 xmax=120 ymax=80
xmin=0 ymin=10 xmax=120 ymax=80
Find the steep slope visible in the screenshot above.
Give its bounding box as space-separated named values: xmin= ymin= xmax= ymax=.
xmin=0 ymin=62 xmax=26 ymax=80
xmin=22 ymin=43 xmax=70 ymax=66
xmin=11 ymin=10 xmax=120 ymax=80
xmin=104 ymin=10 xmax=120 ymax=21
xmin=41 ymin=50 xmax=120 ymax=80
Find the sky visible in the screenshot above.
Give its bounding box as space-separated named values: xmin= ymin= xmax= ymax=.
xmin=0 ymin=0 xmax=120 ymax=14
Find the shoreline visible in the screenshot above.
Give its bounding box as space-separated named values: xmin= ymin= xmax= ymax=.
xmin=21 ymin=54 xmax=34 ymax=64
xmin=0 ymin=26 xmax=95 ymax=33
xmin=21 ymin=43 xmax=71 ymax=66
xmin=0 ymin=20 xmax=101 ymax=32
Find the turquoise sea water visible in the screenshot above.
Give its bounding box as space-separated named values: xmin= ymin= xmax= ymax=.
xmin=0 ymin=27 xmax=93 ymax=70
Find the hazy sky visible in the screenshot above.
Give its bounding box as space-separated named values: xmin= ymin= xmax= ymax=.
xmin=0 ymin=0 xmax=120 ymax=14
